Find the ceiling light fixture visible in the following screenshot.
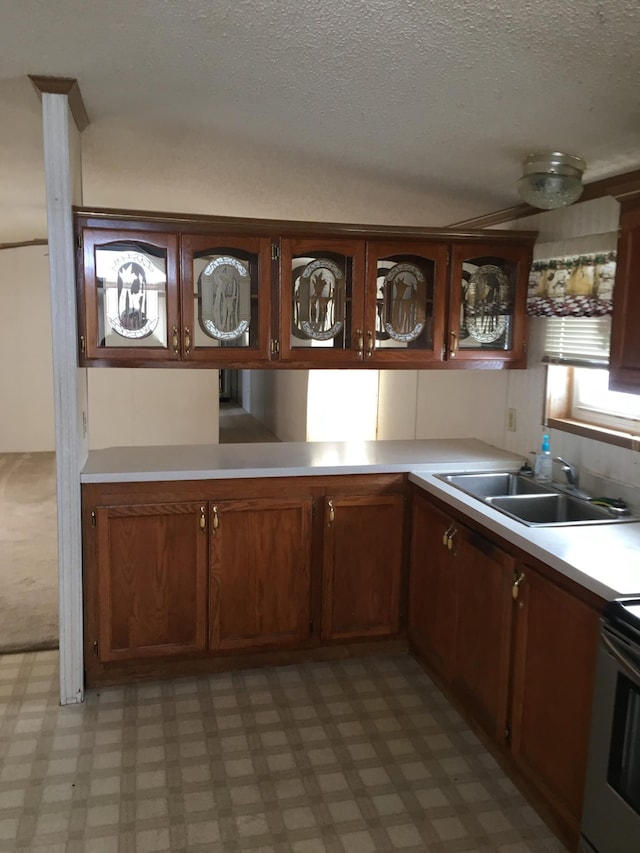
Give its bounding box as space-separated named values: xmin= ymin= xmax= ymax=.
xmin=517 ymin=152 xmax=586 ymax=210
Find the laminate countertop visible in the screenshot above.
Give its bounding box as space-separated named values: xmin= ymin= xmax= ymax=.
xmin=81 ymin=438 xmax=524 ymax=483
xmin=81 ymin=438 xmax=640 ymax=601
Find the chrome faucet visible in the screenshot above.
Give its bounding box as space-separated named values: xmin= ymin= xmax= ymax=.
xmin=553 ymin=457 xmax=579 ymax=489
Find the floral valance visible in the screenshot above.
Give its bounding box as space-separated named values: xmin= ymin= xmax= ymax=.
xmin=526 ymin=252 xmax=616 ymax=317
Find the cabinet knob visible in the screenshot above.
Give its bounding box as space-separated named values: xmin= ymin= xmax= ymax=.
xmin=184 ymin=327 xmax=191 ymax=356
xmin=199 ymin=506 xmax=206 ymax=534
xmin=450 ymin=330 xmax=458 ymax=358
xmin=327 ymin=499 xmax=335 ymax=525
xmin=355 ymin=329 xmax=364 ymax=357
xmin=211 ymin=505 xmax=219 ymax=532
xmin=172 ymin=326 xmax=179 ymax=355
xmin=512 ymin=569 xmax=525 ymax=600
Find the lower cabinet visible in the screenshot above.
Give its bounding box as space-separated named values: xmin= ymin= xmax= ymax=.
xmin=409 ymin=491 xmax=514 ymax=742
xmin=409 ymin=494 xmax=458 ymax=681
xmin=321 ymin=493 xmax=404 ymax=641
xmin=451 ymin=522 xmax=514 ymax=743
xmin=209 ymin=497 xmax=312 ymax=651
xmin=510 ymin=562 xmax=600 ymax=834
xmin=408 ymin=488 xmax=601 ymax=847
xmin=82 ymin=474 xmax=407 ymax=684
xmin=94 ymin=502 xmax=209 ymax=662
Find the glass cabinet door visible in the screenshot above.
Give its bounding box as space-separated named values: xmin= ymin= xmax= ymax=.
xmin=279 ymin=238 xmax=366 ymax=364
xmin=81 ymin=228 xmax=179 ymax=362
xmin=364 ymin=241 xmax=448 ymax=364
xmin=447 ymin=242 xmax=532 ymax=364
xmin=180 ymin=234 xmax=272 ymax=363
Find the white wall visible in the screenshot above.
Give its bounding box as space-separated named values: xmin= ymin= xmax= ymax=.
xmin=0 ymin=245 xmax=55 ymax=451
xmin=87 ymin=368 xmax=218 ymax=448
xmin=80 ymin=118 xmax=473 ymax=227
xmin=377 ymin=369 xmax=509 ymax=446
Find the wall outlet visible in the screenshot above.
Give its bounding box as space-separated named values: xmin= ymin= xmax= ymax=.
xmin=507 ymin=408 xmax=517 ymax=432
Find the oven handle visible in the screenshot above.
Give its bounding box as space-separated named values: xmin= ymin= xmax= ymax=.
xmin=601 ymin=631 xmax=640 ymax=686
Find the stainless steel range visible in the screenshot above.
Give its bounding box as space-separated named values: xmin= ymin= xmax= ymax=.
xmin=581 ymin=599 xmax=640 ymax=852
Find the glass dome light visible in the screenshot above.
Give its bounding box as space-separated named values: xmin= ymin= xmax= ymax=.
xmin=517 ymin=152 xmax=586 ymax=210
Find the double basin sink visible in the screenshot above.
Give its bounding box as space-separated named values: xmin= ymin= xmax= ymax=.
xmin=436 ymin=471 xmax=637 ymax=527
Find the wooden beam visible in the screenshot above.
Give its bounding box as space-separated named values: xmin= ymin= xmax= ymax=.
xmin=448 ymin=167 xmax=640 ymax=229
xmin=28 ymin=75 xmax=89 ymax=132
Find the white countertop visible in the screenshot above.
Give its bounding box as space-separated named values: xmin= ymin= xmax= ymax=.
xmin=81 ymin=438 xmax=640 ymax=601
xmin=81 ymin=438 xmax=524 ymax=482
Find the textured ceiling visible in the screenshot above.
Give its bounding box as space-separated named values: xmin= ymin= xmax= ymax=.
xmin=2 ymin=0 xmax=640 ymax=240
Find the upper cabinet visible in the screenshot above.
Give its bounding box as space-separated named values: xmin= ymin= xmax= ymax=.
xmin=279 ymin=237 xmax=366 ymax=365
xmin=80 ymin=227 xmax=181 ymax=363
xmin=447 ymin=242 xmax=531 ymax=366
xmin=180 ymin=233 xmax=272 ymax=364
xmin=279 ymin=237 xmax=448 ymax=367
xmin=75 ymin=209 xmax=535 ymax=369
xmin=609 ymin=194 xmax=640 ymax=392
xmin=77 ymin=217 xmax=274 ymax=367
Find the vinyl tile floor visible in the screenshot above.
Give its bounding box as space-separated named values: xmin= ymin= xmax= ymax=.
xmin=0 ymin=651 xmax=567 ymax=853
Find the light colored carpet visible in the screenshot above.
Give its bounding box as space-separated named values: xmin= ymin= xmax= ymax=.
xmin=0 ymin=452 xmax=58 ymax=652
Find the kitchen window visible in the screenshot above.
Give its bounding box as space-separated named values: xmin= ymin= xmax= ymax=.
xmin=544 ymin=317 xmax=640 ymax=449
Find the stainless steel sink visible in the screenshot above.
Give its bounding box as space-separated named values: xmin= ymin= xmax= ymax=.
xmin=436 ymin=471 xmax=638 ymax=527
xmin=438 ymin=472 xmax=555 ymax=499
xmin=485 ymin=493 xmax=630 ymax=526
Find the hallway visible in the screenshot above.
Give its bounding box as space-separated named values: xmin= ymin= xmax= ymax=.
xmin=219 ymin=404 xmax=280 ymax=445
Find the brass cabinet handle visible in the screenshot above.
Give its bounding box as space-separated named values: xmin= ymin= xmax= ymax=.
xmin=172 ymin=326 xmax=179 ymax=355
xmin=328 ymin=499 xmax=335 ymax=525
xmin=365 ymin=329 xmax=374 ymax=357
xmin=199 ymin=506 xmax=206 ymax=534
xmin=184 ymin=327 xmax=191 ymax=355
xmin=450 ymin=330 xmax=458 ymax=358
xmin=442 ymin=524 xmax=454 ymax=547
xmin=355 ymin=329 xmax=364 ymax=357
xmin=512 ymin=569 xmax=525 ymax=600
xmin=446 ymin=527 xmax=458 ymax=551
xmin=212 ymin=505 xmax=219 ymax=532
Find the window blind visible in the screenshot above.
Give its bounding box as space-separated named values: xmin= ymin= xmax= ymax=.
xmin=543 ymin=316 xmax=611 ymax=366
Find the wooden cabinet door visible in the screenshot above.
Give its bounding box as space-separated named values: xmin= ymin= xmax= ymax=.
xmin=510 ymin=564 xmax=600 ymax=832
xmin=364 ymin=240 xmax=448 ymax=365
xmin=180 ymin=233 xmax=274 ymax=365
xmin=95 ymin=502 xmax=208 ymax=661
xmin=609 ymin=197 xmax=640 ymax=391
xmin=451 ymin=525 xmax=514 ymax=742
xmin=279 ymin=237 xmax=367 ymax=366
xmin=447 ymin=241 xmax=532 ymax=366
xmin=321 ymin=494 xmax=404 ymax=641
xmin=408 ymin=493 xmax=458 ymax=684
xmin=209 ymin=498 xmax=312 ymax=651
xmin=79 ymin=227 xmax=181 ymax=364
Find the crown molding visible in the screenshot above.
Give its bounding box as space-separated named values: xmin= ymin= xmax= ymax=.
xmin=448 ymin=167 xmax=640 ymax=229
xmin=28 ymin=75 xmax=89 ymax=132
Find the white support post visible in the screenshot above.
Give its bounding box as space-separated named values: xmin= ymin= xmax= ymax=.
xmin=40 ymin=92 xmax=86 ymax=705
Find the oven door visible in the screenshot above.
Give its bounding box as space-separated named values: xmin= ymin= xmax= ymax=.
xmin=581 ymin=625 xmax=640 ymax=853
